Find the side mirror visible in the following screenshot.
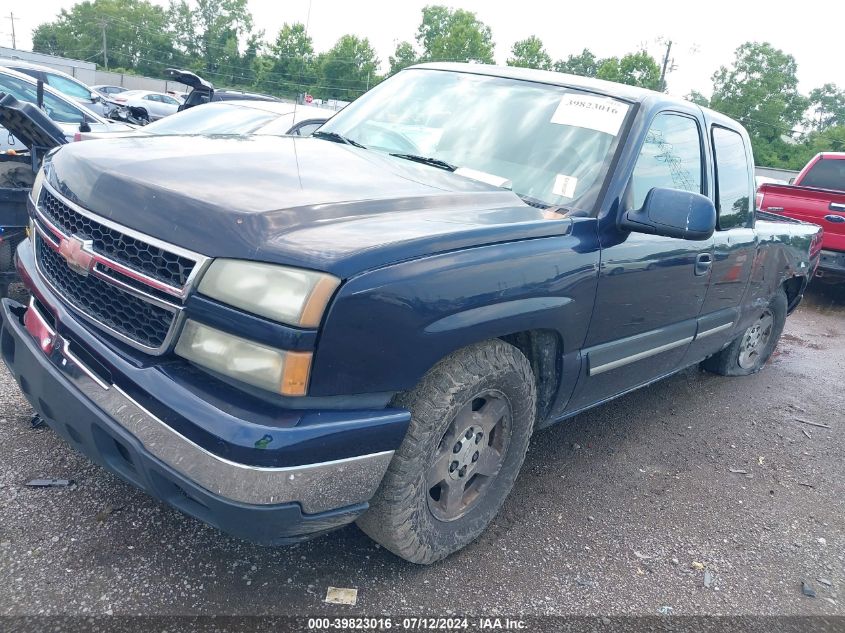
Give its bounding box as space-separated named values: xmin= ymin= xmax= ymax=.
xmin=79 ymin=121 xmax=91 ymax=133
xmin=620 ymin=187 xmax=716 ymax=241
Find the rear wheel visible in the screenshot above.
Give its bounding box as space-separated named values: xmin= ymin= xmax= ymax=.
xmin=357 ymin=340 xmax=536 ymax=564
xmin=702 ymin=287 xmax=787 ymax=376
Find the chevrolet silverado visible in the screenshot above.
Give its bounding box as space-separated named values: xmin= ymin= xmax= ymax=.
xmin=0 ymin=64 xmax=822 ymax=564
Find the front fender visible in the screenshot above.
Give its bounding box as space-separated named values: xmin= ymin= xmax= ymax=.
xmin=309 ymin=221 xmax=600 ymax=397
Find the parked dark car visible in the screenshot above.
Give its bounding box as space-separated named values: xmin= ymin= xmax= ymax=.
xmin=164 ymin=68 xmax=280 ymax=111
xmin=0 ymin=63 xmax=822 ymax=564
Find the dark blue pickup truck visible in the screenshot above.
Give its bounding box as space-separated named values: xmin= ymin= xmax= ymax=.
xmin=0 ymin=64 xmax=822 ymax=564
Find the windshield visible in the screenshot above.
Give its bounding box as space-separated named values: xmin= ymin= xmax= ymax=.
xmin=319 ymin=68 xmax=630 ymax=209
xmin=143 ymin=103 xmax=286 ymax=135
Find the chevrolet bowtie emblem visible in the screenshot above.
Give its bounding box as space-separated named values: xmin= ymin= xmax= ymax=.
xmin=58 ymin=235 xmax=95 ymax=276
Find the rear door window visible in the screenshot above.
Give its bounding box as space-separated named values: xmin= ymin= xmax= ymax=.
xmin=712 ymin=127 xmax=752 ymax=229
xmin=800 ymin=158 xmax=845 ymax=191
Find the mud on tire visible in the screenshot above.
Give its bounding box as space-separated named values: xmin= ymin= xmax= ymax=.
xmin=357 ymin=339 xmax=536 ymax=564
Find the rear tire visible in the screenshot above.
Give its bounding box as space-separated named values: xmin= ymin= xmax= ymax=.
xmin=357 ymin=340 xmax=536 ymax=564
xmin=701 ymin=287 xmax=787 ymax=376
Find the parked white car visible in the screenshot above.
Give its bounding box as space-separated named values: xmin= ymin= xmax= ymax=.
xmin=91 ymin=84 xmax=128 ymax=98
xmin=0 ymin=66 xmax=132 ymax=151
xmin=109 ymin=90 xmax=183 ymax=121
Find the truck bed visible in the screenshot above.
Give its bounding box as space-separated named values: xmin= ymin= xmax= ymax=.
xmin=758 ymin=182 xmax=845 ymax=252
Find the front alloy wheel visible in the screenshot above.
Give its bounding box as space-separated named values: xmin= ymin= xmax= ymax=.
xmin=426 ymin=391 xmax=512 ymax=522
xmin=357 ymin=340 xmax=536 ymax=564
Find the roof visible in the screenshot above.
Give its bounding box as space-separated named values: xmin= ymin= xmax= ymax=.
xmin=407 ymin=63 xmax=749 ymax=135
xmin=215 ymin=89 xmax=281 ymax=100
xmin=409 ymin=62 xmax=663 ymax=103
xmin=0 ymin=58 xmax=82 ymax=84
xmin=205 ymin=100 xmax=329 ymax=117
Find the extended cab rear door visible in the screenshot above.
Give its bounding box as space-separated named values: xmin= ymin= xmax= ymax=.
xmin=683 ymin=122 xmax=757 ymax=363
xmin=566 ymin=107 xmax=714 ymax=411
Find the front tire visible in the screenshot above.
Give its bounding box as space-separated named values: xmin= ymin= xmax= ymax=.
xmin=357 ymin=340 xmax=536 ymax=564
xmin=702 ymin=287 xmax=788 ymax=376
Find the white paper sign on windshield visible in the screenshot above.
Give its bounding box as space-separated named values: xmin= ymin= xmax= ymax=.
xmin=551 ymin=94 xmax=629 ymax=136
xmin=553 ymin=174 xmax=578 ymax=199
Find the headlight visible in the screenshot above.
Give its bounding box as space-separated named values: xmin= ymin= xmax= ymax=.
xmin=175 ymin=320 xmax=312 ymax=396
xmin=198 ymin=259 xmax=340 ymax=328
xmin=30 ymin=167 xmax=46 ymax=203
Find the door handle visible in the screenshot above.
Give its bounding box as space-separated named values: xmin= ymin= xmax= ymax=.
xmin=695 ymin=253 xmax=713 ymax=276
xmin=829 ymin=202 xmax=845 ymax=212
xmin=824 ymin=214 xmax=845 ymax=223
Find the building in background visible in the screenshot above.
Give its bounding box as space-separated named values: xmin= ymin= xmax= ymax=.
xmin=0 ymin=47 xmax=188 ymax=94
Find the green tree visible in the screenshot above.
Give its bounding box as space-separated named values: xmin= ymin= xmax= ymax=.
xmin=685 ymin=90 xmax=710 ymax=107
xmin=32 ymin=0 xmax=178 ymax=75
xmin=507 ymin=35 xmax=551 ymax=70
xmin=804 ymin=125 xmax=845 ymax=153
xmin=709 ymin=42 xmax=808 ymax=167
xmin=807 ymin=83 xmax=845 ymax=131
xmin=596 ymin=51 xmax=661 ymax=90
xmin=389 ymin=41 xmax=419 ymax=76
xmin=553 ymin=49 xmax=599 ymax=77
xmin=416 ymin=5 xmax=494 ymax=63
xmin=263 ymin=23 xmax=315 ymax=97
xmin=168 ymin=0 xmax=257 ymax=83
xmin=318 ymin=35 xmax=380 ymax=100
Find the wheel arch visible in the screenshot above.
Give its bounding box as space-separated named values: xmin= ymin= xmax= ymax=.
xmin=781 ymin=274 xmax=807 ymax=313
xmin=498 ymin=329 xmax=561 ymax=422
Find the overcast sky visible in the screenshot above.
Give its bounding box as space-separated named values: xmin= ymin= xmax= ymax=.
xmin=5 ymin=0 xmax=842 ymax=98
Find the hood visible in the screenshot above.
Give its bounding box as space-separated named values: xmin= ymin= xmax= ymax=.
xmin=0 ymin=93 xmax=67 ymax=154
xmin=164 ymin=68 xmax=213 ymax=93
xmin=47 ymin=134 xmax=571 ymax=277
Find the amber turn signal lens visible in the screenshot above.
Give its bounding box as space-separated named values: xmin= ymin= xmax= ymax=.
xmin=280 ymin=351 xmax=312 ymax=396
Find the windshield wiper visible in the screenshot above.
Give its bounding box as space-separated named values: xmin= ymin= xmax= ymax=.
xmin=389 ymin=153 xmax=457 ymax=172
xmin=312 ymin=130 xmax=366 ymax=148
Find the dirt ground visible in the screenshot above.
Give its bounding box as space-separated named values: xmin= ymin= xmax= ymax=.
xmin=0 ymin=282 xmax=843 ymax=617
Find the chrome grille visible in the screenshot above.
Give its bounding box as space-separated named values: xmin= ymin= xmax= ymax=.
xmin=40 ymin=189 xmax=196 ymax=288
xmin=35 ymin=234 xmax=175 ymax=350
xmin=32 ymin=184 xmax=209 ymax=354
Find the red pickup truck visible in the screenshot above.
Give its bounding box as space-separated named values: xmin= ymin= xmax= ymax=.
xmin=757 ymin=152 xmax=845 ymax=280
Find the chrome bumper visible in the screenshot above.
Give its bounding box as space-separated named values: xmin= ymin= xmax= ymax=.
xmin=23 ymin=297 xmax=394 ymax=514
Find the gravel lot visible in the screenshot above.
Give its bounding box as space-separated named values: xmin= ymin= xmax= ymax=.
xmin=0 ymin=282 xmax=843 ymax=617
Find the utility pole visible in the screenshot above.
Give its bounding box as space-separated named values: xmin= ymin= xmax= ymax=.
xmin=7 ymin=12 xmax=16 ymax=49
xmin=659 ymin=39 xmax=673 ymax=93
xmin=99 ymin=20 xmax=108 ymax=70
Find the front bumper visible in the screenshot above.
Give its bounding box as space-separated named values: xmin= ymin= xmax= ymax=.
xmin=1 ymin=239 xmax=411 ymax=544
xmin=817 ymin=249 xmax=845 ymax=278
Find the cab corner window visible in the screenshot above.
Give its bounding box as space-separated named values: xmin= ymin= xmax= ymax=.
xmin=712 ymin=127 xmax=752 ymax=230
xmin=630 ymin=113 xmax=703 ymax=210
